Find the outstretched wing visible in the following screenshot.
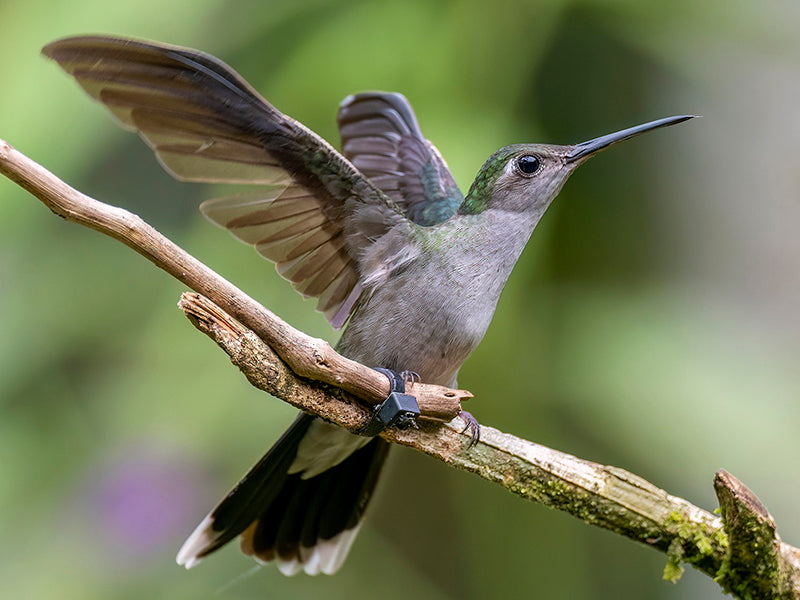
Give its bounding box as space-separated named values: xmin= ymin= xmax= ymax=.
xmin=337 ymin=92 xmax=463 ymax=226
xmin=42 ymin=35 xmax=411 ymax=328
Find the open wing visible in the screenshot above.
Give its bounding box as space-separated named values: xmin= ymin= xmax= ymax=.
xmin=42 ymin=35 xmax=411 ymax=328
xmin=337 ymin=92 xmax=463 ymax=226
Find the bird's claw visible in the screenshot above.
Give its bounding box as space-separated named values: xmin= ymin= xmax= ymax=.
xmin=459 ymin=410 xmax=481 ymax=448
xmin=399 ymin=370 xmax=421 ymax=386
xmin=356 ymin=367 xmax=421 ymax=437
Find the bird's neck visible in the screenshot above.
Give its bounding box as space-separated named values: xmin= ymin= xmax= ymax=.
xmin=420 ymin=208 xmax=542 ymax=294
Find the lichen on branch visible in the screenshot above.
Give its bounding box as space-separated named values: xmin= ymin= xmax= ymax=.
xmin=2 ymin=137 xmax=799 ymax=599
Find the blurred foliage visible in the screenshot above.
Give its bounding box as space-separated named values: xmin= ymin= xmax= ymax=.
xmin=2 ymin=1 xmax=799 ymax=599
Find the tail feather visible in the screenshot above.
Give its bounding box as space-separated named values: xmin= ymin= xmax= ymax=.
xmin=176 ymin=413 xmax=388 ymax=576
xmin=317 ymin=438 xmax=386 ymax=539
xmin=176 ymin=414 xmax=312 ymax=566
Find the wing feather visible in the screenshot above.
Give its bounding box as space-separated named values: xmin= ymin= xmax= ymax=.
xmin=337 ymin=92 xmax=463 ymax=226
xmin=43 ymin=36 xmax=414 ymax=328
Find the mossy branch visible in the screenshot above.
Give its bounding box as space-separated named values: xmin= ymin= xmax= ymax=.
xmin=3 ymin=137 xmax=799 ymax=598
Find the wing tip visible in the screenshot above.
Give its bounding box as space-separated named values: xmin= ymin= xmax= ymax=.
xmin=337 ymin=91 xmax=419 ymax=137
xmin=339 ymin=90 xmax=409 ymax=108
xmin=42 ymin=34 xmax=138 ymax=60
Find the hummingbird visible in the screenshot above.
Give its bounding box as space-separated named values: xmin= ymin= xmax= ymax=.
xmin=42 ymin=35 xmax=693 ymax=577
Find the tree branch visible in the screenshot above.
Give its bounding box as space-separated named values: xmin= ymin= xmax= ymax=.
xmin=3 ymin=137 xmax=798 ymax=598
xmin=714 ymin=470 xmax=800 ymax=598
xmin=0 ymin=138 xmax=467 ymax=421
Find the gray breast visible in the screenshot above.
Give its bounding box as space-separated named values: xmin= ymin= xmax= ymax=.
xmin=335 ymin=254 xmax=498 ymax=387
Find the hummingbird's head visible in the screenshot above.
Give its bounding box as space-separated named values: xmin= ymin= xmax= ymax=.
xmin=461 ymin=115 xmax=695 ymax=217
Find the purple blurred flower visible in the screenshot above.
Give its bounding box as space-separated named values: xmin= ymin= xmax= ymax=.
xmin=72 ymin=439 xmax=213 ymax=567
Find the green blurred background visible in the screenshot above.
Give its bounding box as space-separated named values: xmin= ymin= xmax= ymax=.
xmin=2 ymin=1 xmax=798 ymax=598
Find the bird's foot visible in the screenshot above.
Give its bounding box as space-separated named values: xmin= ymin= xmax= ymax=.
xmin=399 ymin=370 xmax=420 ymax=386
xmin=459 ymin=410 xmax=481 ymax=448
xmin=355 ymin=368 xmax=421 ymax=437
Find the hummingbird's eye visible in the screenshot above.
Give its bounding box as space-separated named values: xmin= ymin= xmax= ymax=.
xmin=516 ymin=155 xmax=540 ymax=175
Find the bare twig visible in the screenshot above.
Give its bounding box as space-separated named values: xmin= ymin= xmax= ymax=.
xmin=181 ymin=292 xmax=800 ymax=598
xmin=0 ymin=138 xmax=467 ymax=421
xmin=3 ymin=137 xmax=799 ymax=598
xmin=178 ymin=292 xmax=463 ymax=426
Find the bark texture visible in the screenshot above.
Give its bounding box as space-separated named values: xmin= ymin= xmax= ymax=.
xmin=3 ymin=138 xmax=798 ymax=598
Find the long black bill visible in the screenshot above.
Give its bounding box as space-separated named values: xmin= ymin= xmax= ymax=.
xmin=566 ymin=115 xmax=696 ymax=163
